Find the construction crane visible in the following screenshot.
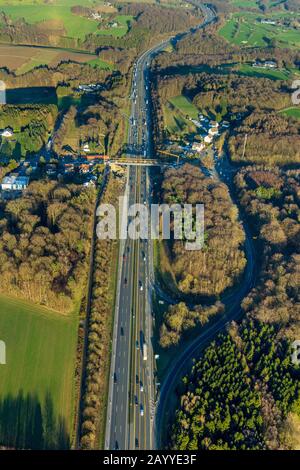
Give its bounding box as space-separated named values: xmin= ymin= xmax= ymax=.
xmin=156 ymin=149 xmax=181 ymax=164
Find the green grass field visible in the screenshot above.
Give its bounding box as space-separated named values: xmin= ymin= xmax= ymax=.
xmin=237 ymin=63 xmax=292 ymax=80
xmin=219 ymin=12 xmax=300 ymax=49
xmin=96 ymin=15 xmax=133 ymax=38
xmin=87 ymin=57 xmax=114 ymax=70
xmin=280 ymin=107 xmax=300 ymax=119
xmin=162 ymin=102 xmax=198 ymax=137
xmin=0 ymin=3 xmax=132 ymax=40
xmin=169 ymin=95 xmax=199 ymax=120
xmin=230 ymin=0 xmax=294 ymax=11
xmin=0 ymin=294 xmax=78 ymax=446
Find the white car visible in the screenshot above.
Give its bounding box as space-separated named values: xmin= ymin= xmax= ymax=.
xmin=140 ymin=405 xmax=144 ymax=417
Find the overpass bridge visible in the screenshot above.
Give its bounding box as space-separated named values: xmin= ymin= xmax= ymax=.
xmin=109 ymin=157 xmax=169 ymax=166
xmin=109 ymin=150 xmax=181 ymax=167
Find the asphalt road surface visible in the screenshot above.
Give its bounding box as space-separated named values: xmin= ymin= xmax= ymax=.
xmin=105 ymin=3 xmax=217 ymax=450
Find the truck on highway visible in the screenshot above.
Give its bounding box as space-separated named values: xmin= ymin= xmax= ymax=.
xmin=143 ymin=343 xmax=147 ymax=361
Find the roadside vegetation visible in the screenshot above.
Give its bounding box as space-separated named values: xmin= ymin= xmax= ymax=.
xmin=79 ymin=172 xmax=125 ymax=450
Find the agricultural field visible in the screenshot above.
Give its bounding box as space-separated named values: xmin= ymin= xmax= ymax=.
xmin=0 ymin=2 xmax=132 ymax=40
xmin=219 ymin=12 xmax=300 ymax=48
xmin=0 ymin=294 xmax=78 ymax=447
xmin=0 ymin=44 xmax=111 ymax=75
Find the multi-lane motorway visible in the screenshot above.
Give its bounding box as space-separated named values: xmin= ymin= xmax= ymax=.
xmin=105 ymin=4 xmax=217 ymax=451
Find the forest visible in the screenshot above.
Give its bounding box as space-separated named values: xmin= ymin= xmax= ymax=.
xmin=171 ymin=167 xmax=300 ymax=449
xmin=0 ymin=180 xmax=96 ymax=312
xmin=171 ymin=320 xmax=300 ymax=450
xmin=159 ymin=164 xmax=246 ymax=298
xmin=235 ymin=167 xmax=300 ymax=338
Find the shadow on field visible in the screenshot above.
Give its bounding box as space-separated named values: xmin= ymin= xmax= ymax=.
xmin=0 ymin=390 xmax=70 ymax=449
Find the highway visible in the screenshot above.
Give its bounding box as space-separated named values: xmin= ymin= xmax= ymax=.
xmin=105 ymin=3 xmax=218 ymax=450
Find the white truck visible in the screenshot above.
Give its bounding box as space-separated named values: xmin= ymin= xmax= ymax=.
xmin=143 ymin=343 xmax=147 ymax=361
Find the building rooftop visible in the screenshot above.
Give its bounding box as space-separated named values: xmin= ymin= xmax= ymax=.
xmin=2 ymin=175 xmax=29 ymax=185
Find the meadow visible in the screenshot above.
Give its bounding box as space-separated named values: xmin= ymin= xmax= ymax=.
xmin=168 ymin=95 xmax=199 ymax=120
xmin=230 ymin=0 xmax=285 ymax=9
xmin=237 ymin=63 xmax=293 ymax=80
xmin=280 ymin=107 xmax=300 ymax=119
xmin=0 ymin=2 xmax=132 ymax=40
xmin=0 ymin=294 xmax=78 ymax=444
xmin=219 ymin=12 xmax=300 ymax=48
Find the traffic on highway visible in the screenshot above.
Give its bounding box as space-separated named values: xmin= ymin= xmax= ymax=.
xmin=105 ymin=3 xmax=217 ymax=451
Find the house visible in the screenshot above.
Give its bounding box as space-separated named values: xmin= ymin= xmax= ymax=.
xmin=46 ymin=164 xmax=57 ymax=176
xmin=78 ymin=84 xmax=102 ymax=93
xmin=1 ymin=175 xmax=29 ymax=191
xmin=191 ymin=119 xmax=203 ymax=128
xmin=210 ymin=121 xmax=219 ymax=128
xmin=208 ymin=127 xmax=219 ymax=136
xmin=253 ymin=60 xmax=277 ymax=69
xmin=265 ymin=60 xmax=277 ymax=69
xmin=83 ymin=144 xmax=90 ymax=153
xmin=84 ymin=176 xmax=97 ymax=187
xmin=0 ymin=128 xmax=13 ymax=138
xmin=192 ymin=142 xmax=205 ymax=153
xmin=260 ymin=19 xmax=277 ymax=25
xmin=79 ymin=163 xmax=91 ymax=174
xmin=204 ymin=135 xmax=213 ymax=144
xmin=64 ymin=163 xmax=75 ymax=174
xmin=91 ymin=12 xmax=102 ymax=20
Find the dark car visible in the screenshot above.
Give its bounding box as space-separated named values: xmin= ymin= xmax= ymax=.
xmin=120 ymin=327 xmax=124 ymax=336
xmin=134 ymin=395 xmax=138 ymax=406
xmin=124 ymin=277 xmax=128 ymax=286
xmin=135 ymin=438 xmax=139 ymax=449
xmin=113 ymin=373 xmax=117 ymax=384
